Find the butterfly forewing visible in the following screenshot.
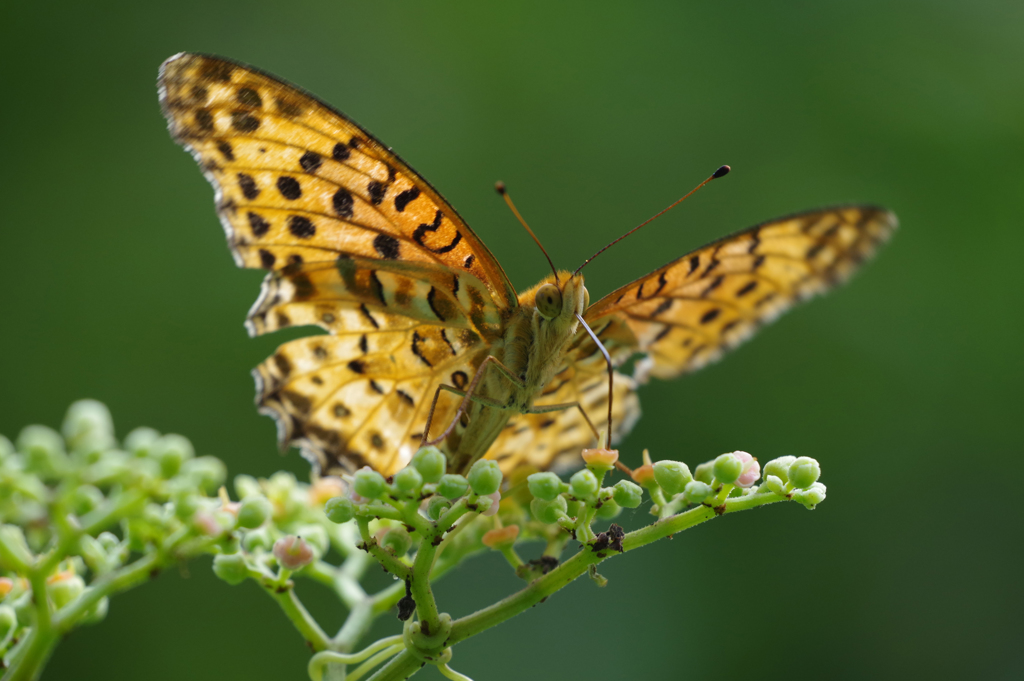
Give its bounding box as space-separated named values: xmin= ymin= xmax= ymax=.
xmin=158 ymin=53 xmax=516 ymax=307
xmin=584 ymin=206 xmax=897 ymax=381
xmin=159 ymin=53 xmax=516 ymax=475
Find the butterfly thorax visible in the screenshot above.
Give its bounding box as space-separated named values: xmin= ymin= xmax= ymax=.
xmin=444 ymin=272 xmax=587 ymax=472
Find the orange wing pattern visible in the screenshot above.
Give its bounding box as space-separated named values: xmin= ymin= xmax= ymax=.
xmin=159 ymin=53 xmax=516 ymax=475
xmin=584 ymin=206 xmax=897 ymax=381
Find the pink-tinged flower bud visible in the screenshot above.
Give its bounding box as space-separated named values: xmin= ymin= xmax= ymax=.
xmin=192 ymin=511 xmax=223 ymax=537
xmin=480 ymin=491 xmax=502 ymax=517
xmin=732 ymin=451 xmax=761 ymax=488
xmin=273 ymin=535 xmax=314 ymax=570
xmin=481 ymin=525 xmax=519 ymax=549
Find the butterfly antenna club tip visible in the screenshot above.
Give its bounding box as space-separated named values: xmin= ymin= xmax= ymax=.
xmin=494 ymin=181 xmax=507 ymax=194
xmin=713 ymin=164 xmax=731 ymax=178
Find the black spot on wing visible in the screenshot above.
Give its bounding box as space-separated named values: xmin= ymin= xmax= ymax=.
xmin=299 ymin=151 xmax=322 ymax=173
xmin=230 ymin=111 xmax=260 ymax=133
xmin=411 ymin=331 xmax=432 ymax=368
xmin=258 ymin=249 xmax=275 ymax=269
xmin=348 ymin=359 xmax=366 ymax=374
xmin=277 ymin=176 xmax=302 ymax=200
xmin=332 ymin=143 xmax=350 ymax=162
xmin=333 ymin=188 xmax=354 ymax=218
xmin=288 ymin=215 xmax=316 ymax=239
xmin=373 ymin=234 xmax=400 ymax=259
xmin=736 ymin=281 xmax=758 ymax=297
xmin=237 ymin=173 xmax=260 ymax=200
xmin=247 ymin=211 xmax=270 ymax=237
xmin=700 ymin=309 xmax=721 ymax=324
xmin=367 ymin=181 xmax=386 ymax=205
xmin=216 ymin=140 xmax=234 ymax=161
xmin=394 ymin=187 xmax=420 ymax=212
xmin=237 ymin=87 xmax=262 ymax=107
xmin=359 ymin=304 xmax=379 ymax=329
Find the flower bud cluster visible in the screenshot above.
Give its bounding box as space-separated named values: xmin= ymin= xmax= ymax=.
xmin=0 ymin=400 xmax=233 ymax=660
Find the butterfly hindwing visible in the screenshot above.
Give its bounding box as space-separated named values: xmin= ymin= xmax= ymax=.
xmin=584 ymin=205 xmax=897 ymax=381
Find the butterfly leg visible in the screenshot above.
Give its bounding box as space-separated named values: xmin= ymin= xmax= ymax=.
xmin=525 ymin=402 xmax=602 ymax=443
xmin=423 ymin=355 xmax=525 ymax=447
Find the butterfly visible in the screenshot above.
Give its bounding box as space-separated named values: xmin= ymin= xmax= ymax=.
xmin=159 ymin=53 xmax=896 ymax=478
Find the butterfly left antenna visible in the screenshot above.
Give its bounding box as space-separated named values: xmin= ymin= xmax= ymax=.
xmin=495 ymin=182 xmax=560 ymax=284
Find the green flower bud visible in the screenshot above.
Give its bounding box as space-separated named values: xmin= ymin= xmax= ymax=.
xmin=48 ymin=574 xmax=85 ymax=609
xmin=324 ymin=496 xmax=356 ymax=524
xmin=765 ymin=475 xmax=787 ymax=495
xmin=653 ymin=460 xmax=693 ymax=496
xmin=530 ymin=495 xmax=568 ymax=524
xmin=380 ymin=527 xmax=412 ymax=555
xmin=569 ymin=469 xmax=599 ymax=498
xmin=527 ymin=472 xmax=564 ymax=501
xmin=180 ymin=456 xmax=226 ymax=492
xmin=426 ymin=495 xmax=450 ymax=521
xmin=791 ymin=482 xmax=827 ymax=509
xmin=68 ymin=485 xmax=105 ymax=516
xmin=86 ymin=450 xmax=133 ymax=486
xmin=394 ymin=466 xmax=424 ymax=495
xmin=233 ymin=474 xmax=263 ymax=500
xmin=565 ymin=498 xmax=584 ymax=519
xmin=436 ymin=474 xmax=469 ymax=500
xmin=173 ymin=490 xmax=202 ymax=521
xmin=762 ymin=456 xmax=797 ymax=484
xmin=13 ymin=593 xmax=34 ymax=626
xmin=467 ymin=459 xmax=503 ymax=496
xmin=82 ymin=596 xmax=109 ymax=625
xmin=212 ymin=553 xmax=249 ymax=586
xmin=613 ymin=480 xmax=644 ymax=508
xmin=596 ymin=499 xmax=622 ymax=520
xmin=62 ymin=400 xmax=115 ymax=452
xmin=694 ymin=461 xmax=715 ymax=484
xmin=152 ymin=434 xmax=195 ymax=478
xmin=683 ymin=480 xmax=713 ymax=504
xmin=0 ymin=525 xmax=34 ymax=572
xmin=410 ymin=446 xmax=446 ymax=483
xmin=237 ymin=495 xmax=272 ymax=529
xmin=242 ymin=527 xmax=273 ymax=552
xmin=713 ymin=453 xmax=743 ymax=485
xmin=97 ymin=531 xmax=120 ymax=554
xmin=123 ymin=427 xmax=160 ymax=458
xmin=788 ymin=457 xmax=821 ymax=490
xmin=353 ymin=468 xmax=387 ymax=500
xmin=17 ymin=425 xmax=68 ymax=479
xmin=0 ymin=605 xmax=16 ymax=639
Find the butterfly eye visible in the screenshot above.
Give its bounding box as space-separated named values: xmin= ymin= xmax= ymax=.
xmin=535 ymin=284 xmax=562 ymax=319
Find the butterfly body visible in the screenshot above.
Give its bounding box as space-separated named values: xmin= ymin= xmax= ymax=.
xmin=441 ymin=272 xmax=589 ymax=473
xmin=159 ymin=53 xmax=896 ymax=479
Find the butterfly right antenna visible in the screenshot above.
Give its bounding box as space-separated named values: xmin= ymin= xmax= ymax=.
xmin=573 ymin=165 xmax=731 ymax=276
xmin=495 ymin=182 xmax=561 ymax=285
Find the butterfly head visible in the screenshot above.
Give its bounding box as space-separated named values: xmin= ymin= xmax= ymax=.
xmin=531 ymin=270 xmax=589 ymax=330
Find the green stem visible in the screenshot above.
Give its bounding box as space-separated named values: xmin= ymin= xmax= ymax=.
xmin=448 ymin=492 xmax=785 ymax=646
xmin=2 ymin=626 xmax=56 ymax=681
xmin=264 ymin=582 xmax=331 ymax=651
xmin=410 ymin=538 xmax=441 ymax=632
xmin=365 ymin=650 xmax=422 ymax=681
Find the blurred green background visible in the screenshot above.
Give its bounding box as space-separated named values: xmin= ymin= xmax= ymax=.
xmin=2 ymin=1 xmax=1022 ymax=679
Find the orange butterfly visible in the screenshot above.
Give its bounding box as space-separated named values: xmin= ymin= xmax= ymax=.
xmin=159 ymin=53 xmax=896 ymax=477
